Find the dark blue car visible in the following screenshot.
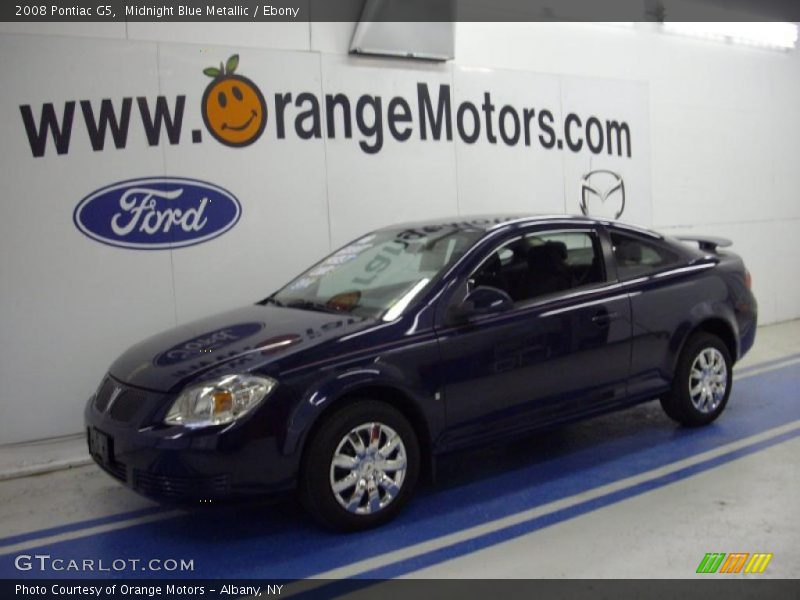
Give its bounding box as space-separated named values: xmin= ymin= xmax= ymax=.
xmin=85 ymin=215 xmax=757 ymax=530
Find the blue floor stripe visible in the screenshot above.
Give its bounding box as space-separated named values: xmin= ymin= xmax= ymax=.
xmin=352 ymin=427 xmax=800 ymax=580
xmin=288 ymin=427 xmax=800 ymax=597
xmin=0 ymin=507 xmax=165 ymax=547
xmin=735 ymin=352 xmax=800 ymax=374
xmin=1 ymin=360 xmax=798 ymax=580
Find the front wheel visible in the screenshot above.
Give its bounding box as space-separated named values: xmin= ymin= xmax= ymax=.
xmin=299 ymin=400 xmax=420 ymax=531
xmin=660 ymin=332 xmax=733 ymax=427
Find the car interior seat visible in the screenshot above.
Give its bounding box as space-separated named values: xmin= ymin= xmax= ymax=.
xmin=526 ymin=241 xmax=572 ymax=298
xmin=472 ymin=254 xmax=509 ymax=294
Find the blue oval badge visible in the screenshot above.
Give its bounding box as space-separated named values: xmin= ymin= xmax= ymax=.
xmin=154 ymin=322 xmax=265 ymax=367
xmin=73 ymin=177 xmax=241 ymax=250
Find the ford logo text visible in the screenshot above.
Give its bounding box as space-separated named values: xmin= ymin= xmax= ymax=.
xmin=73 ymin=177 xmax=241 ymax=249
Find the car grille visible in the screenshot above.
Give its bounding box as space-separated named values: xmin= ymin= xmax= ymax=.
xmin=94 ymin=377 xmax=157 ymax=424
xmin=108 ymin=389 xmax=147 ymax=422
xmin=103 ymin=460 xmax=128 ymax=482
xmin=132 ymin=470 xmax=231 ymax=499
xmin=90 ymin=449 xmax=230 ymax=499
xmin=91 ymin=453 xmax=128 ymax=483
xmin=94 ymin=378 xmax=116 ymax=412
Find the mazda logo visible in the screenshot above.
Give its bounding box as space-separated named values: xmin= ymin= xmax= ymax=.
xmin=580 ymin=170 xmax=625 ymax=220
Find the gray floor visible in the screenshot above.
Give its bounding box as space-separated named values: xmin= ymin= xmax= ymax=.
xmin=1 ymin=320 xmax=799 ymax=579
xmin=406 ymin=436 xmax=799 ymax=578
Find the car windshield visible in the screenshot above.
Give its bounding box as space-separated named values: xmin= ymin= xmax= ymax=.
xmin=271 ymin=226 xmax=484 ymax=319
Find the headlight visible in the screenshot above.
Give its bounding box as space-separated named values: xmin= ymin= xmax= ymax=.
xmin=164 ymin=374 xmax=277 ymax=428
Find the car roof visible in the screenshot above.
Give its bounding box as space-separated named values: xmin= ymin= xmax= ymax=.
xmin=377 ymin=214 xmax=662 ymax=239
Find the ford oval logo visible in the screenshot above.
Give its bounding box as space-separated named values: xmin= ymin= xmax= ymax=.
xmin=154 ymin=322 xmax=265 ymax=367
xmin=73 ymin=177 xmax=241 ymax=250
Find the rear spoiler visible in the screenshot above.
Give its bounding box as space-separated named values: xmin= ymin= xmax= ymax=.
xmin=676 ymin=235 xmax=733 ymax=253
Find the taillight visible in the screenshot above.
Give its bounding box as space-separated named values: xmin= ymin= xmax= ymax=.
xmin=744 ymin=269 xmax=752 ymax=290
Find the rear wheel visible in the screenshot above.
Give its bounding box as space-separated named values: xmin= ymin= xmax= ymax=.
xmin=660 ymin=332 xmax=732 ymax=427
xmin=299 ymin=400 xmax=420 ymax=531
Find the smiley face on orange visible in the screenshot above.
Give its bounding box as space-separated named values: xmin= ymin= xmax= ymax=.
xmin=201 ymin=55 xmax=267 ymax=147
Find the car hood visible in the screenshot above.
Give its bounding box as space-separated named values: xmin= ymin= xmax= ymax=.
xmin=108 ymin=304 xmax=372 ymax=392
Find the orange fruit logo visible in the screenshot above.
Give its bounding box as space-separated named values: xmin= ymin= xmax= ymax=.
xmin=201 ymin=55 xmax=266 ymax=147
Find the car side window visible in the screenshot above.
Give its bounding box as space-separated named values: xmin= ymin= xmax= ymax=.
xmin=610 ymin=232 xmax=681 ymax=281
xmin=469 ymin=230 xmax=606 ymax=306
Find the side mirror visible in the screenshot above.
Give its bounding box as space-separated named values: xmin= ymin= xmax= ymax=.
xmin=454 ymin=286 xmax=513 ymax=320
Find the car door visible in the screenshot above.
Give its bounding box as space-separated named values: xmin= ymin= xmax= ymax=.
xmin=607 ymin=229 xmax=700 ymax=399
xmin=434 ymin=224 xmax=633 ymax=451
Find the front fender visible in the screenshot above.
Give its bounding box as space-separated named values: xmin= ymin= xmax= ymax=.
xmin=282 ymin=363 xmax=441 ymax=457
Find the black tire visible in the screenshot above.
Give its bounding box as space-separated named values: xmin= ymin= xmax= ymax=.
xmin=660 ymin=332 xmax=733 ymax=427
xmin=299 ymin=400 xmax=420 ymax=532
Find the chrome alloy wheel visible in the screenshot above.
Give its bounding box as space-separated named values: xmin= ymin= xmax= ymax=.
xmin=689 ymin=347 xmax=728 ymax=414
xmin=329 ymin=422 xmax=407 ymax=515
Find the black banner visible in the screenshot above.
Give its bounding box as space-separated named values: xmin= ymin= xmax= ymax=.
xmin=3 ymin=579 xmax=799 ymax=600
xmin=3 ymin=0 xmax=800 ymax=23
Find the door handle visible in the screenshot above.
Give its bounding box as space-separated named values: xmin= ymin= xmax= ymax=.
xmin=591 ymin=311 xmax=619 ymax=325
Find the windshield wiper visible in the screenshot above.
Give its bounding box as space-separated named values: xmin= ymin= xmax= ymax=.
xmin=259 ymin=296 xmax=284 ymax=307
xmin=284 ymin=300 xmax=344 ymax=314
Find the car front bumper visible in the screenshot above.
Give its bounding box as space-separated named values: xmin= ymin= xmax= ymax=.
xmin=83 ymin=376 xmax=298 ymax=502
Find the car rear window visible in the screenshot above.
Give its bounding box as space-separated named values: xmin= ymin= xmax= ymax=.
xmin=610 ymin=232 xmax=682 ymax=280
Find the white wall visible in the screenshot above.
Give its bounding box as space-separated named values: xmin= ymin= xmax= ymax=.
xmin=0 ymin=21 xmax=797 ymax=444
xmin=453 ymin=22 xmax=800 ymax=325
